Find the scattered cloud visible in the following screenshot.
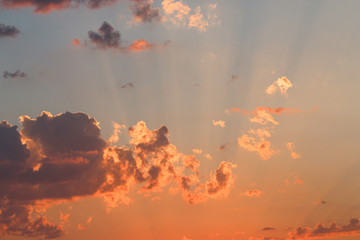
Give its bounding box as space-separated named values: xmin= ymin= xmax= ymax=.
xmin=3 ymin=70 xmax=26 ymax=79
xmin=128 ymin=39 xmax=155 ymax=51
xmin=286 ymin=142 xmax=301 ymax=159
xmin=71 ymin=38 xmax=80 ymax=45
xmin=314 ymin=200 xmax=327 ymax=205
xmin=0 ymin=23 xmax=20 ymax=37
xmin=238 ymin=128 xmax=278 ymax=160
xmin=242 ymin=189 xmax=263 ymax=197
xmin=130 ymin=0 xmax=162 ymax=23
xmin=213 ymin=120 xmax=225 ymax=128
xmin=120 ymin=82 xmax=134 ymax=89
xmin=262 ymin=227 xmax=276 ymax=231
xmin=162 ymin=0 xmax=191 ymax=25
xmin=266 ymin=76 xmax=293 ymax=96
xmin=216 ymin=143 xmax=229 ymax=151
xmin=188 ymin=6 xmax=208 ymax=32
xmin=0 ymin=0 xmax=116 ymax=13
xmin=88 ymin=21 xmax=121 ymax=49
xmin=192 ymin=148 xmax=202 ymax=155
xmin=225 ymin=107 xmax=249 ymax=115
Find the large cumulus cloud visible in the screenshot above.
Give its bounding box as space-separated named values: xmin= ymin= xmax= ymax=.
xmin=0 ymin=111 xmax=236 ymax=239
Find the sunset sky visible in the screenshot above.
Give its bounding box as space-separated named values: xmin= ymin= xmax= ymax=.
xmin=1 ymin=1 xmax=360 ymax=240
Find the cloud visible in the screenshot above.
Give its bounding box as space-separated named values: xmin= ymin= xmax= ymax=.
xmin=314 ymin=200 xmax=326 ymax=205
xmin=0 ymin=23 xmax=20 ymax=37
xmin=88 ymin=21 xmax=121 ymax=49
xmin=0 ymin=0 xmax=116 ymax=13
xmin=225 ymin=107 xmax=249 ymax=115
xmin=108 ymin=122 xmax=126 ymax=144
xmin=216 ymin=143 xmax=228 ymax=151
xmin=286 ymin=142 xmax=301 ymax=159
xmin=162 ymin=0 xmax=191 ymax=25
xmin=3 ymin=70 xmax=26 ymax=79
xmin=128 ymin=39 xmax=155 ymax=51
xmin=266 ymin=76 xmax=293 ymax=96
xmin=262 ymin=227 xmax=276 ymax=231
xmin=238 ymin=128 xmax=277 ymax=160
xmin=0 ymin=111 xmax=236 ymax=238
xmin=242 ymin=189 xmax=263 ymax=197
xmin=192 ymin=149 xmax=202 ymax=155
xmin=188 ymin=6 xmax=209 ymax=32
xmin=130 ymin=0 xmax=162 ymax=23
xmin=287 ymin=218 xmax=360 ymax=239
xmin=86 ymin=21 xmax=162 ymax=52
xmin=0 ymin=206 xmax=64 ymax=239
xmin=213 ymin=120 xmax=225 ymax=128
xmin=71 ymin=38 xmax=80 ymax=45
xmin=120 ymin=82 xmax=134 ymax=89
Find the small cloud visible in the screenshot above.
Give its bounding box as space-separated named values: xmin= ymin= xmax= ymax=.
xmin=205 ymin=153 xmax=212 ymax=160
xmin=225 ymin=107 xmax=249 ymax=115
xmin=88 ymin=21 xmax=121 ymax=49
xmin=130 ymin=0 xmax=162 ymax=23
xmin=266 ymin=76 xmax=293 ymax=96
xmin=212 ymin=120 xmax=225 ymax=128
xmin=86 ymin=216 xmax=93 ymax=224
xmin=0 ymin=0 xmax=115 ymax=13
xmin=3 ymin=70 xmax=26 ymax=79
xmin=314 ymin=200 xmax=327 ymax=205
xmin=192 ymin=148 xmax=202 ymax=155
xmin=238 ymin=128 xmax=278 ymax=160
xmin=229 ymin=75 xmax=239 ymax=84
xmin=262 ymin=227 xmax=276 ymax=231
xmin=0 ymin=23 xmax=20 ymax=37
xmin=77 ymin=224 xmax=85 ymax=230
xmin=162 ymin=0 xmax=191 ymax=25
xmin=128 ymin=39 xmax=155 ymax=51
xmin=286 ymin=142 xmax=301 ymax=159
xmin=242 ymin=189 xmax=263 ymax=197
xmin=71 ymin=38 xmax=81 ymax=45
xmin=216 ymin=143 xmax=228 ymax=151
xmin=188 ymin=6 xmax=208 ymax=32
xmin=120 ymin=82 xmax=134 ymax=89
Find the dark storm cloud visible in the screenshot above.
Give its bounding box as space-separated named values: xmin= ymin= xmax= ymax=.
xmin=0 ymin=0 xmax=116 ymax=13
xmin=0 ymin=23 xmax=20 ymax=37
xmin=130 ymin=0 xmax=161 ymax=23
xmin=88 ymin=21 xmax=121 ymax=49
xmin=3 ymin=70 xmax=26 ymax=79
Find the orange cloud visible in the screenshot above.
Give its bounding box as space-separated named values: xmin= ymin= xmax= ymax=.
xmin=266 ymin=76 xmax=293 ymax=96
xmin=238 ymin=128 xmax=278 ymax=160
xmin=108 ymin=122 xmax=126 ymax=144
xmin=188 ymin=6 xmax=209 ymax=32
xmin=162 ymin=0 xmax=191 ymax=25
xmin=286 ymin=142 xmax=301 ymax=159
xmin=213 ymin=120 xmax=226 ymax=128
xmin=71 ymin=38 xmax=80 ymax=45
xmin=242 ymin=189 xmax=263 ymax=197
xmin=192 ymin=148 xmax=202 ymax=155
xmin=128 ymin=39 xmax=155 ymax=51
xmin=225 ymin=107 xmax=249 ymax=115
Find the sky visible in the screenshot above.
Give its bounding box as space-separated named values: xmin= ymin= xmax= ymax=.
xmin=1 ymin=0 xmax=360 ymax=240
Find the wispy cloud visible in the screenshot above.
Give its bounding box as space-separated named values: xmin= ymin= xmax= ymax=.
xmin=0 ymin=23 xmax=20 ymax=37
